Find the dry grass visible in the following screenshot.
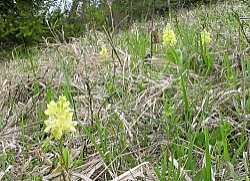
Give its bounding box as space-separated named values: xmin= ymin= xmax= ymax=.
xmin=0 ymin=0 xmax=250 ymax=180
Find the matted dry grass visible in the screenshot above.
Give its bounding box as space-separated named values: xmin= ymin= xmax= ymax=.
xmin=0 ymin=0 xmax=250 ymax=180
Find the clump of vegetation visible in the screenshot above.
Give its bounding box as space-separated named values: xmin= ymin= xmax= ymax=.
xmin=0 ymin=0 xmax=249 ymax=180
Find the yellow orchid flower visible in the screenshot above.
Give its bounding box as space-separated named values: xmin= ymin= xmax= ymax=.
xmin=44 ymin=96 xmax=77 ymax=139
xmin=200 ymin=29 xmax=211 ymax=45
xmin=100 ymin=45 xmax=108 ymax=57
xmin=163 ymin=23 xmax=177 ymax=47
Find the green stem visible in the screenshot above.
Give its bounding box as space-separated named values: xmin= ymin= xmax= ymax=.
xmin=60 ymin=137 xmax=67 ymax=181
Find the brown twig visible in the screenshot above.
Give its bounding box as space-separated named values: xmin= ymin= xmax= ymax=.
xmin=108 ymin=0 xmax=115 ymax=33
xmin=150 ymin=0 xmax=156 ymax=58
xmin=103 ymin=26 xmax=123 ymax=67
xmin=85 ymin=79 xmax=94 ymax=126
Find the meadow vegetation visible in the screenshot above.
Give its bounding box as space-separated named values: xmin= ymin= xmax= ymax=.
xmin=0 ymin=0 xmax=250 ymax=180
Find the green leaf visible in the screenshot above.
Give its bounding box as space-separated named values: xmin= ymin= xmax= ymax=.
xmin=193 ymin=169 xmax=203 ymax=181
xmin=166 ymin=48 xmax=183 ymax=65
xmin=83 ymin=126 xmax=105 ymax=159
xmin=210 ymin=127 xmax=222 ymax=146
xmin=220 ymin=122 xmax=230 ymax=162
xmin=228 ymin=162 xmax=240 ymax=180
xmin=194 ymin=132 xmax=205 ymax=147
xmin=62 ymin=146 xmax=70 ymax=169
xmin=246 ymin=91 xmax=250 ymax=113
xmin=204 ymin=126 xmax=212 ymax=181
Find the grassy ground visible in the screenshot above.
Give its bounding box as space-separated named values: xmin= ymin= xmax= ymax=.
xmin=0 ymin=0 xmax=250 ymax=180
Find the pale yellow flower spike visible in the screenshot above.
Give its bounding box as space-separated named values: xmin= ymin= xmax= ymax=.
xmin=163 ymin=23 xmax=177 ymax=47
xmin=44 ymin=95 xmax=77 ymax=139
xmin=100 ymin=45 xmax=108 ymax=57
xmin=200 ymin=29 xmax=211 ymax=45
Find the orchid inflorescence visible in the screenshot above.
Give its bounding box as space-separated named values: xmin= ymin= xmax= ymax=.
xmin=44 ymin=95 xmax=77 ymax=140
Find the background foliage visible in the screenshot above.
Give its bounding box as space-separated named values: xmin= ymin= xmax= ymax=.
xmin=0 ymin=0 xmax=222 ymax=49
